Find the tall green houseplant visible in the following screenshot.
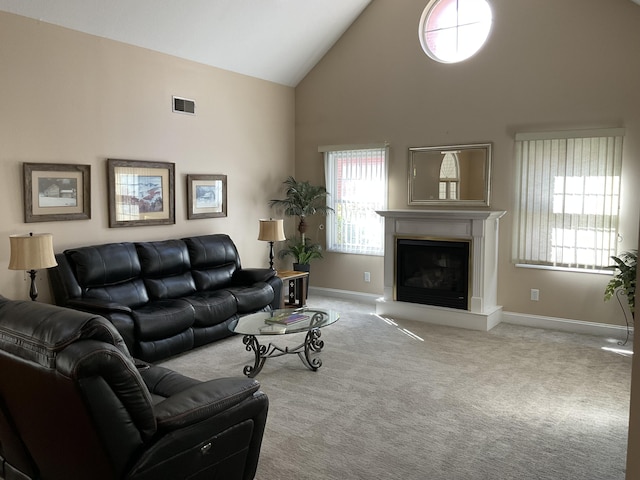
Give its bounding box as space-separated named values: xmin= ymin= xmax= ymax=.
xmin=604 ymin=249 xmax=636 ymax=318
xmin=269 ymin=176 xmax=333 ymax=268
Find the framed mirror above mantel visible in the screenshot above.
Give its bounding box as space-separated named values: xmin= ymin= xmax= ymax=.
xmin=408 ymin=142 xmax=492 ymax=207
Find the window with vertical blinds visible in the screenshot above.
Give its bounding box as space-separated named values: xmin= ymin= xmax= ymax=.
xmin=513 ymin=129 xmax=624 ymax=270
xmin=321 ymin=145 xmax=388 ymax=255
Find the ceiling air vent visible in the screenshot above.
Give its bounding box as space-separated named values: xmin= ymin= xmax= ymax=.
xmin=172 ymin=96 xmax=195 ymax=115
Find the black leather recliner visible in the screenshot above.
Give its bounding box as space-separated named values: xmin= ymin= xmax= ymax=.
xmin=0 ymin=296 xmax=268 ymax=480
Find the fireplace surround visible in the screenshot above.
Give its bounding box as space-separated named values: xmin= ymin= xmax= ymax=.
xmin=376 ymin=209 xmax=506 ymax=331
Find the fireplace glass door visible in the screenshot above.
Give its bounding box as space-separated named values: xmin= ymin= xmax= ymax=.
xmin=395 ymin=238 xmax=470 ymax=310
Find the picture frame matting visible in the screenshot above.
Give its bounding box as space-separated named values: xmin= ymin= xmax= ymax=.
xmin=187 ymin=174 xmax=227 ymax=219
xmin=108 ymin=158 xmax=175 ymax=228
xmin=23 ymin=162 xmax=91 ymax=223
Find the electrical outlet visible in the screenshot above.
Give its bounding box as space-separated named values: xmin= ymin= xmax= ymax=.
xmin=530 ymin=289 xmax=539 ymax=301
xmin=364 ymin=272 xmax=371 ymax=283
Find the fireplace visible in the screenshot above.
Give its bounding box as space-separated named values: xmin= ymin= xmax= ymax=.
xmin=376 ymin=209 xmax=506 ymax=331
xmin=395 ymin=237 xmax=470 ymax=310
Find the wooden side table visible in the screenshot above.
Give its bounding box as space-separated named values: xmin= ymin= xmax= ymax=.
xmin=276 ymin=270 xmax=309 ymax=308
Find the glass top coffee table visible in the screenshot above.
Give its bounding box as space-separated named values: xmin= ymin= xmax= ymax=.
xmin=229 ymin=308 xmax=339 ymax=377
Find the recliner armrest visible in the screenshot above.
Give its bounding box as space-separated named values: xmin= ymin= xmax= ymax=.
xmin=66 ymin=298 xmax=133 ymax=314
xmin=231 ymin=268 xmax=275 ymax=285
xmin=153 ymin=377 xmax=261 ymax=431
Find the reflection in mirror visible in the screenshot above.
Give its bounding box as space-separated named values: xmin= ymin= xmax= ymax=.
xmin=408 ymin=143 xmax=492 ymax=206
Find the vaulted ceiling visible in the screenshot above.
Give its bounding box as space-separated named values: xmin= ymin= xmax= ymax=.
xmin=0 ymin=0 xmax=372 ymax=86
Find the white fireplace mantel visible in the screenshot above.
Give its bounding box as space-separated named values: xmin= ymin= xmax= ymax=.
xmin=376 ymin=209 xmax=506 ymax=331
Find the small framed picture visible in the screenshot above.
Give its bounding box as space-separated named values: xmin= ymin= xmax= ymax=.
xmin=108 ymin=158 xmax=175 ymax=228
xmin=187 ymin=174 xmax=227 ymax=219
xmin=23 ymin=163 xmax=91 ymax=222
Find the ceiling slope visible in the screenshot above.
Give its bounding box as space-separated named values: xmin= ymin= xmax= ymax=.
xmin=0 ymin=0 xmax=371 ymax=87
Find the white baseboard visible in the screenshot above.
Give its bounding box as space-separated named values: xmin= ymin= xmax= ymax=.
xmin=308 ymin=286 xmax=380 ymax=305
xmin=309 ymin=286 xmax=634 ymax=338
xmin=502 ymin=311 xmax=633 ymax=338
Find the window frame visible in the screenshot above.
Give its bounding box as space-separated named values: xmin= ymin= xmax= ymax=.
xmin=418 ymin=0 xmax=493 ymax=64
xmin=512 ymin=128 xmax=625 ymax=272
xmin=321 ymin=144 xmax=389 ymax=256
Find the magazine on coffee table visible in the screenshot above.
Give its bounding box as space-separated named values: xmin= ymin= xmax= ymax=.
xmin=259 ymin=324 xmax=287 ymax=334
xmin=264 ymin=312 xmax=309 ymax=325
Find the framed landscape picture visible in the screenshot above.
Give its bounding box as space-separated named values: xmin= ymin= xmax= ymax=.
xmin=23 ymin=163 xmax=91 ymax=223
xmin=187 ymin=174 xmax=227 ymax=219
xmin=108 ymin=159 xmax=175 ymax=227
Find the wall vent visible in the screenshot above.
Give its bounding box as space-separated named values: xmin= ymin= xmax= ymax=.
xmin=172 ymin=96 xmax=196 ymax=115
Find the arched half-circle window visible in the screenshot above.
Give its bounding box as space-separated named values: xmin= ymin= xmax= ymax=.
xmin=439 ymin=152 xmax=459 ymax=199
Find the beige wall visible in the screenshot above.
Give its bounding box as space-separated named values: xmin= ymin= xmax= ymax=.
xmin=294 ymin=0 xmax=640 ymax=326
xmin=0 ymin=12 xmax=295 ymax=303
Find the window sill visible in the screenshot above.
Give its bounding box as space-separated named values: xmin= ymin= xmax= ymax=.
xmin=515 ymin=263 xmax=612 ymax=275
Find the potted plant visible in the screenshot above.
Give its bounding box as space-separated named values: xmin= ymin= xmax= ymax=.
xmin=604 ymin=249 xmax=636 ymax=318
xmin=278 ymin=237 xmax=323 ymax=272
xmin=269 ymin=176 xmax=333 ymax=271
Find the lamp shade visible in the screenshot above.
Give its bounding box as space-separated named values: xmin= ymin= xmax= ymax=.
xmin=257 ymin=219 xmax=286 ymax=242
xmin=8 ymin=233 xmax=58 ymax=271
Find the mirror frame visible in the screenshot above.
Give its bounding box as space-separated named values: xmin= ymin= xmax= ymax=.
xmin=408 ymin=142 xmax=492 ymax=207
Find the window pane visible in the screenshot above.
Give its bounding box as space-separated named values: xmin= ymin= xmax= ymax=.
xmin=513 ymin=132 xmax=623 ymax=270
xmin=325 ymin=147 xmax=387 ymax=255
xmin=420 ymin=0 xmax=493 ymax=63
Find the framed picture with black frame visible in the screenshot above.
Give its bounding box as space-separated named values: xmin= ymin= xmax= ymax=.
xmin=107 ymin=158 xmax=175 ymax=227
xmin=187 ymin=174 xmax=227 ymax=219
xmin=23 ymin=162 xmax=91 ymax=223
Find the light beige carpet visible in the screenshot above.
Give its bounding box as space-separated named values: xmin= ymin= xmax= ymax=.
xmin=158 ymin=296 xmax=632 ymax=480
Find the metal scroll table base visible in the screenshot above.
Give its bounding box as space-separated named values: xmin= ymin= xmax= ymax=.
xmin=241 ymin=327 xmax=325 ymax=378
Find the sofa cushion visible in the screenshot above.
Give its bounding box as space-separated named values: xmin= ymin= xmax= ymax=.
xmin=183 ymin=235 xmax=241 ymax=290
xmin=136 ymin=241 xmax=197 ymax=299
xmin=143 ymin=272 xmax=197 ymax=301
xmin=84 ymin=279 xmax=149 ymax=309
xmin=183 ymin=292 xmax=238 ymax=327
xmin=132 ymin=300 xmax=195 ymax=341
xmin=67 ymin=243 xmax=141 ymax=287
xmin=225 ymin=283 xmax=274 ymax=313
xmin=137 ymin=330 xmax=195 ymax=363
xmin=64 ymin=243 xmax=150 ymax=308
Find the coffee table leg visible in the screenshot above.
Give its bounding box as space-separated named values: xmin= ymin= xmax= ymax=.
xmin=299 ymin=327 xmax=324 ymax=371
xmin=242 ymin=335 xmax=267 ymax=378
xmin=241 ymin=328 xmax=326 ymax=376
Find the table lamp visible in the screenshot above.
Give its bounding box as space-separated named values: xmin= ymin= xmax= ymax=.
xmin=257 ymin=219 xmax=286 ymax=270
xmin=8 ymin=232 xmax=58 ymax=301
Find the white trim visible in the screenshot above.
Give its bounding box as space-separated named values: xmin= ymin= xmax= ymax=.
xmin=515 ymin=128 xmax=625 ymax=141
xmin=309 ymin=287 xmax=633 ymax=338
xmin=308 ymin=286 xmax=379 ymax=305
xmin=515 ymin=263 xmax=613 ymax=275
xmin=502 ymin=311 xmax=632 ymax=337
xmin=318 ymin=143 xmax=388 ymax=152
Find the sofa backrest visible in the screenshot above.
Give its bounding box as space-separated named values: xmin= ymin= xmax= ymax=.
xmin=182 ymin=234 xmax=242 ymax=291
xmin=136 ymin=240 xmax=197 ymax=300
xmin=64 ymin=243 xmax=149 ymax=308
xmin=54 ymin=235 xmax=248 ymax=306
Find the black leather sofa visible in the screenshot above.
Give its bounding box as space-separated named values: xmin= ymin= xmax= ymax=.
xmin=0 ymin=296 xmax=268 ymax=480
xmin=50 ymin=234 xmax=282 ymax=362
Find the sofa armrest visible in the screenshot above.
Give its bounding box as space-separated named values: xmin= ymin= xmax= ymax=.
xmin=231 ymin=268 xmax=276 ymax=285
xmin=153 ymin=377 xmax=261 ymax=431
xmin=66 ymin=298 xmax=132 ymax=315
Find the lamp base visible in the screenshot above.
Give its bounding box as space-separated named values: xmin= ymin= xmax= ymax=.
xmin=268 ymin=241 xmax=275 ymax=270
xmin=28 ymin=269 xmax=38 ymax=301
